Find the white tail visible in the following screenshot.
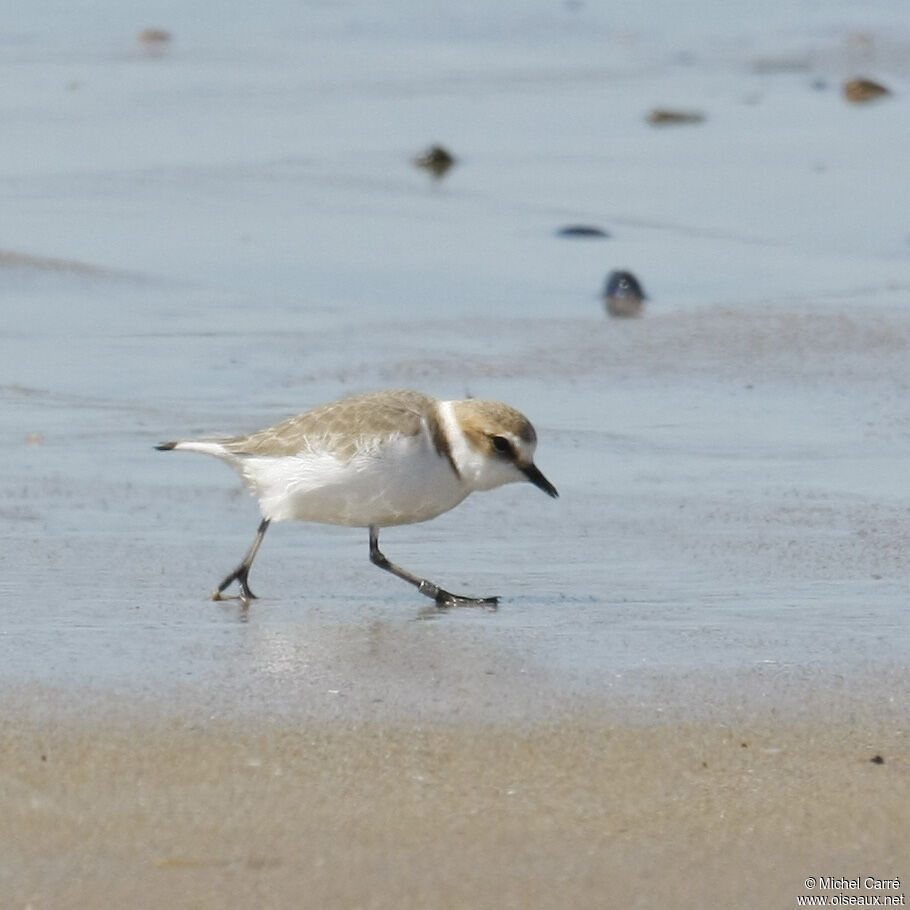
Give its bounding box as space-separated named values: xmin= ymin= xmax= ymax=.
xmin=156 ymin=439 xmax=234 ymax=460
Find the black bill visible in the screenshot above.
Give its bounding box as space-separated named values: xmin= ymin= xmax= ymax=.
xmin=522 ymin=463 xmax=559 ymax=499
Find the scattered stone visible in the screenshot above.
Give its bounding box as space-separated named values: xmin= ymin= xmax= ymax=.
xmin=847 ymin=32 xmax=876 ymax=57
xmin=646 ymin=108 xmax=705 ymax=126
xmin=137 ymin=28 xmax=172 ymax=56
xmin=843 ymin=78 xmax=890 ymax=104
xmin=414 ymin=145 xmax=456 ymax=180
xmin=556 ymin=225 xmax=610 ymax=239
xmin=603 ymin=270 xmax=646 ymax=318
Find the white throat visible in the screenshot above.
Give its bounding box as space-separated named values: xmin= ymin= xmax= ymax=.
xmin=436 ymin=399 xmax=524 ymax=493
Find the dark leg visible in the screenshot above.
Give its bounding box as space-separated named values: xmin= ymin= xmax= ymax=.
xmin=212 ymin=518 xmax=270 ymax=604
xmin=368 ymin=526 xmax=498 ymax=608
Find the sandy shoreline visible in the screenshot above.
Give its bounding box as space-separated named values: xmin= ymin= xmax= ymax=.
xmin=4 ymin=3 xmax=910 ymax=908
xmin=3 ymin=696 xmax=906 ymax=910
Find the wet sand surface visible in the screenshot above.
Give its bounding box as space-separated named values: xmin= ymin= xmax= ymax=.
xmin=4 ymin=1 xmax=910 ymax=906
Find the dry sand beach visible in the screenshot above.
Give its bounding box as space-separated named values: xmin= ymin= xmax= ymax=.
xmin=2 ymin=701 xmax=907 ymax=910
xmin=3 ymin=0 xmax=910 ymax=907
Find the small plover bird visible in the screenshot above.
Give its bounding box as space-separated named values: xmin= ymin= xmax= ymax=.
xmin=603 ymin=269 xmax=647 ymax=318
xmin=156 ymin=389 xmax=557 ymax=607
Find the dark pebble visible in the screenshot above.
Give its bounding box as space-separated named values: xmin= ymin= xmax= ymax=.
xmin=414 ymin=145 xmax=456 ymax=179
xmin=843 ymin=78 xmax=890 ymax=103
xmin=556 ymin=225 xmax=610 ymax=239
xmin=647 ymin=108 xmax=705 ymax=126
xmin=603 ymin=270 xmax=647 ymax=318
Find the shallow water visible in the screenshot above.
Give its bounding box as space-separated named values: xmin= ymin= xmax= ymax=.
xmin=3 ymin=0 xmax=909 ymax=723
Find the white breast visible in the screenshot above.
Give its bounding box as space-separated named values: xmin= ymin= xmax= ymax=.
xmin=240 ymin=430 xmax=469 ymax=527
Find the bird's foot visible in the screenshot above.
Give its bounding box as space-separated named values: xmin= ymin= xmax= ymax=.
xmin=211 ymin=570 xmax=258 ymax=604
xmin=419 ymin=580 xmax=498 ymax=610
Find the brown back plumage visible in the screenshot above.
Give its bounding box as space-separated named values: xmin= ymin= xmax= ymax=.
xmin=222 ymin=389 xmax=449 ymax=464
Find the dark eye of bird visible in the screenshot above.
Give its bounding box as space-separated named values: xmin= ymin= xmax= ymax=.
xmin=491 ymin=435 xmax=513 ymax=457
